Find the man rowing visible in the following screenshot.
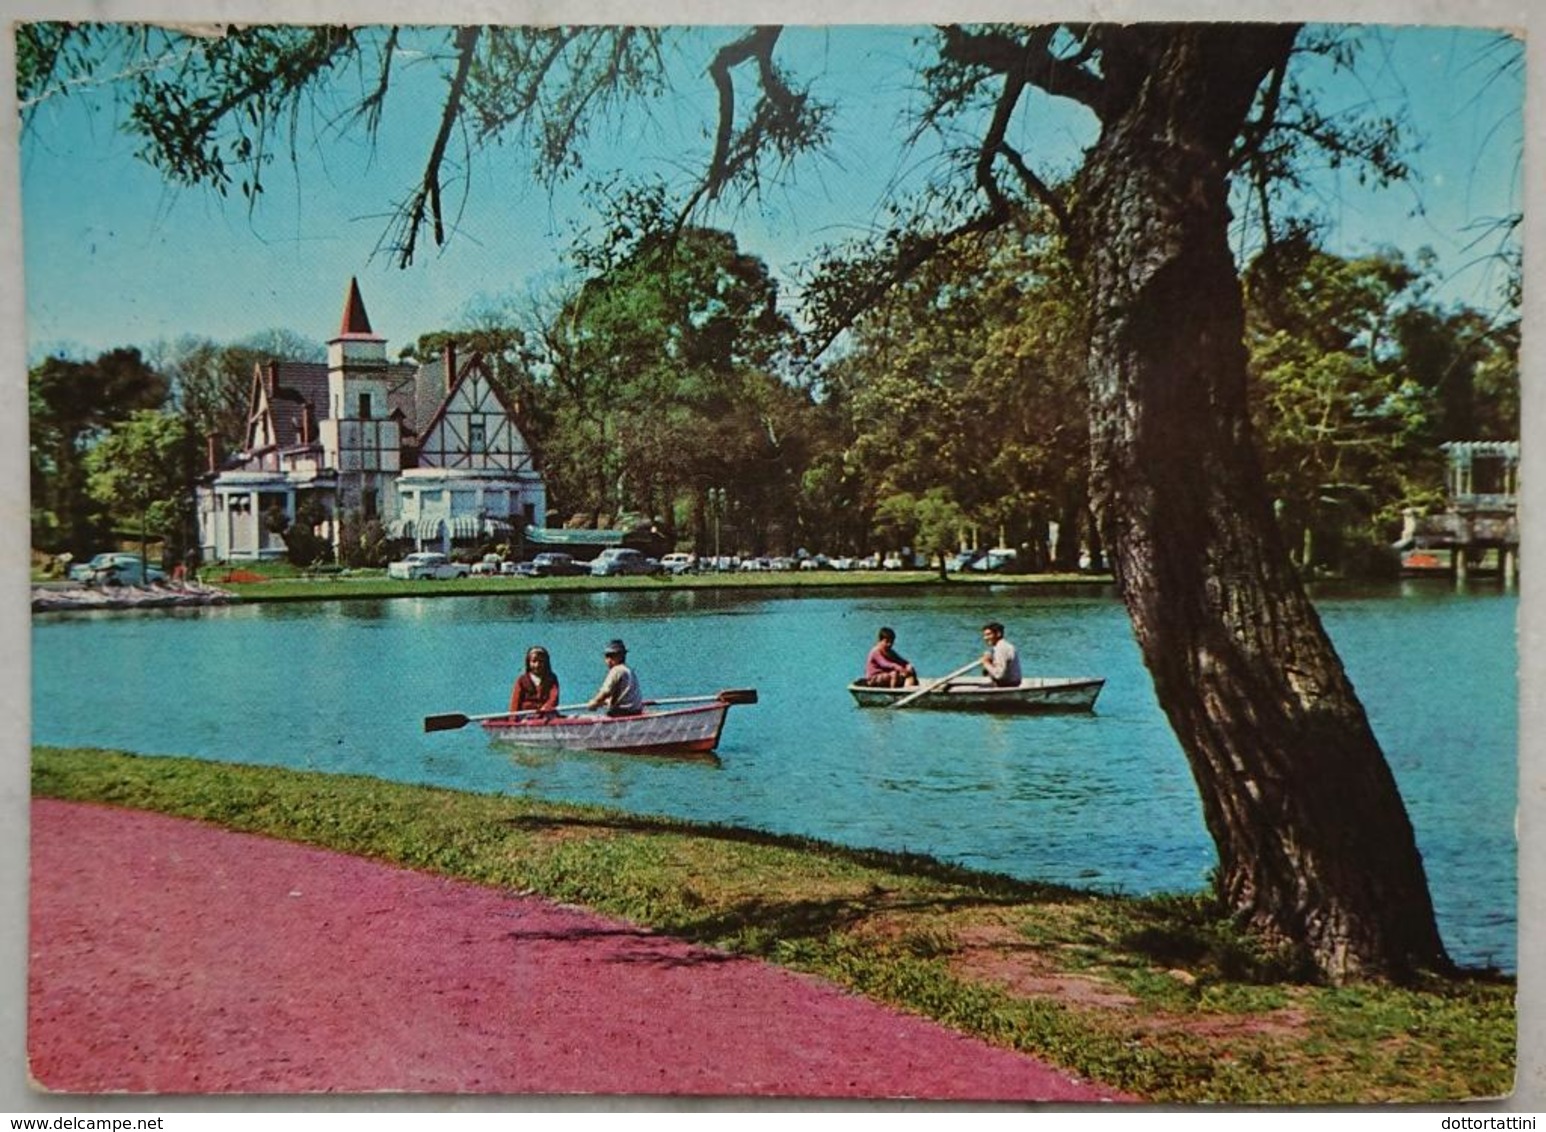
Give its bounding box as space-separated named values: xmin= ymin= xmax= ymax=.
xmin=980 ymin=622 xmax=1022 ymax=687
xmin=586 ymin=638 xmax=645 ymax=716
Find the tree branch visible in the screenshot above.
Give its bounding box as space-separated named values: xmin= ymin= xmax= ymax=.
xmin=390 ymin=24 xmax=481 ymax=266
xmin=937 ymin=24 xmax=1105 ymax=112
xmin=705 ymin=25 xmax=785 ymax=201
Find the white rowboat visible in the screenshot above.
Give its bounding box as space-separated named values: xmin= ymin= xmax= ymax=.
xmin=847 ymin=676 xmax=1104 ymax=713
xmin=480 ymin=701 xmax=732 ymax=753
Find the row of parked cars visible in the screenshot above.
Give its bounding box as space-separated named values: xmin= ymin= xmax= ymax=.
xmin=387 ymin=547 xmax=661 ymax=580
xmin=386 ymin=545 xmax=1024 ymax=581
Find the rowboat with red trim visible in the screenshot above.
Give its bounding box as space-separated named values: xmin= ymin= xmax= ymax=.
xmin=423 ymin=689 xmax=757 ymax=754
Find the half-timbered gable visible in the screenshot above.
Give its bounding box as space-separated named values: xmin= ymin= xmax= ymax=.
xmin=414 ymin=354 xmax=537 ymax=474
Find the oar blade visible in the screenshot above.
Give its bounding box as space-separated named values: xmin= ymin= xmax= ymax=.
xmin=423 ymin=712 xmax=471 ymax=733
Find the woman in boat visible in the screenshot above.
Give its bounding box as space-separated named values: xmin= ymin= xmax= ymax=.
xmin=510 ymin=645 xmax=561 ymax=715
xmin=586 ymin=638 xmax=644 ymax=716
xmin=980 ymin=622 xmax=1023 ymax=687
xmin=863 ymin=627 xmax=919 ymax=687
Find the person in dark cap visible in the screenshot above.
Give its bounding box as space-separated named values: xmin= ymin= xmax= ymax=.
xmin=586 ymin=638 xmax=644 ymax=716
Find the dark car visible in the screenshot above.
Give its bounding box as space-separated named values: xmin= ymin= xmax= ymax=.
xmin=530 ymin=552 xmax=587 ymax=577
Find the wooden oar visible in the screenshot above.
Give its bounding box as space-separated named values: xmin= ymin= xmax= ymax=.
xmin=423 ymin=701 xmax=588 ymax=733
xmin=889 ymin=659 xmax=981 ymax=710
xmin=425 ymin=688 xmax=758 ymax=732
xmin=646 ymin=688 xmax=759 ymax=707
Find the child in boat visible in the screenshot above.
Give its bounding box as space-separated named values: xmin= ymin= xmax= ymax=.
xmin=863 ymin=627 xmax=919 ymax=687
xmin=510 ymin=645 xmax=561 ymax=715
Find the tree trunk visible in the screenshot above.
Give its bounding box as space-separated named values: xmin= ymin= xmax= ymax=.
xmin=1073 ymin=26 xmax=1449 ymax=980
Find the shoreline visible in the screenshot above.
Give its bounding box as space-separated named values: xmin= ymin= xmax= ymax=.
xmin=31 ymin=569 xmax=1120 ymax=611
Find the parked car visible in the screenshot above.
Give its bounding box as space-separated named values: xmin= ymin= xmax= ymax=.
xmin=386 ymin=551 xmax=470 ymax=580
xmin=531 ymin=552 xmax=586 ymax=577
xmin=471 ymin=553 xmax=504 ymax=576
xmin=798 ymin=555 xmax=831 ymax=571
xmin=659 ymin=552 xmax=697 ymax=575
xmin=506 ymin=560 xmax=539 ymax=577
xmin=589 ymin=547 xmax=655 ymax=577
xmin=78 ymin=552 xmax=167 ymax=586
xmin=969 ymin=547 xmax=1019 ymax=573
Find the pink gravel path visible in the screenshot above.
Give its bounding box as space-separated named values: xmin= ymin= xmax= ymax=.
xmin=28 ymin=798 xmax=1129 ymax=1100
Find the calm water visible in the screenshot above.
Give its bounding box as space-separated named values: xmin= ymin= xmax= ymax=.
xmin=31 ymin=582 xmax=1518 ymax=970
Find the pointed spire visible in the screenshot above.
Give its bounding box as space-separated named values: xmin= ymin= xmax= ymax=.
xmin=338 ymin=277 xmax=376 ymax=338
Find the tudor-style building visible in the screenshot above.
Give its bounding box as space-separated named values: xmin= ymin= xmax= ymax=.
xmin=197 ymin=279 xmax=547 ymax=562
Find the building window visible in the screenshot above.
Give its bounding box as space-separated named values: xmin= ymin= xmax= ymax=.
xmin=523 ymin=502 xmax=537 ymax=526
xmin=358 ymin=392 xmax=372 ymax=419
xmin=362 ymin=489 xmax=378 ymax=520
xmin=468 ymin=418 xmax=486 ymax=451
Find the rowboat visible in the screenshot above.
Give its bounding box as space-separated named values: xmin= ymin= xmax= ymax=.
xmin=424 ymin=688 xmax=757 ymax=754
xmin=482 ymin=701 xmax=733 ymax=754
xmin=847 ymin=675 xmax=1105 ymax=713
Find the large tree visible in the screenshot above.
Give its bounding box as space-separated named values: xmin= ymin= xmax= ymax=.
xmin=29 ymin=346 xmax=169 ymax=552
xmin=541 ymin=203 xmax=803 ymax=540
xmin=83 ymin=408 xmax=198 ymax=569
xmin=1243 ymin=241 xmax=1441 ymax=567
xmin=150 ymin=330 xmax=323 ymax=459
xmin=21 ymin=21 xmax=1490 ymax=979
xmin=827 ymin=213 xmax=1091 ymax=566
xmin=1048 ymin=27 xmax=1446 ymax=977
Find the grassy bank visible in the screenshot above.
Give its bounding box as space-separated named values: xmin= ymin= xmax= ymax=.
xmin=196 ymin=567 xmax=1109 ymax=603
xmin=32 ymin=746 xmax=1513 ymax=1103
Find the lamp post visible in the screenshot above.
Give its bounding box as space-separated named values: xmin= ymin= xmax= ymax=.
xmin=708 ymin=488 xmax=725 ymax=570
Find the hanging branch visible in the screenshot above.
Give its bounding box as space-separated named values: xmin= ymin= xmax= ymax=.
xmin=387 ymin=24 xmax=481 ymax=266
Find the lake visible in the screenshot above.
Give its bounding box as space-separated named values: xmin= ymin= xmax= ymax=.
xmin=31 ymin=581 xmax=1518 ymax=971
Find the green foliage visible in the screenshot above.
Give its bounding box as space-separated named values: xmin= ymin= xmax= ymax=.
xmin=275 ymin=498 xmax=333 ymax=567
xmin=826 ymin=213 xmax=1089 ymax=560
xmin=125 ymin=26 xmax=359 ymax=202
xmin=541 ymin=203 xmax=810 ymax=549
xmin=82 ymin=408 xmax=195 ymax=564
xmin=336 ymin=512 xmax=391 ymax=568
xmin=1243 ymin=237 xmax=1518 ymax=572
xmin=30 ymin=348 xmax=169 ymax=552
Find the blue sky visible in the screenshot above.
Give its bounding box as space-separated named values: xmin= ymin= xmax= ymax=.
xmin=16 ymin=22 xmax=1525 ymax=365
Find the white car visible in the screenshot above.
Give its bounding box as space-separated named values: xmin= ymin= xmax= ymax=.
xmin=470 ymin=553 xmax=503 ymax=576
xmin=387 ymin=551 xmax=469 ymax=580
xmin=659 ymin=552 xmax=697 ymax=575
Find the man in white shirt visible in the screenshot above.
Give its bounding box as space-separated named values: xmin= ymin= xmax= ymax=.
xmin=587 ymin=638 xmax=645 ymax=716
xmin=980 ymin=622 xmax=1022 ymax=687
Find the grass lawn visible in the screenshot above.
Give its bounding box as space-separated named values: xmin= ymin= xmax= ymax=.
xmin=185 ymin=567 xmax=1108 ymax=603
xmin=31 ymin=746 xmax=1515 ymax=1104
